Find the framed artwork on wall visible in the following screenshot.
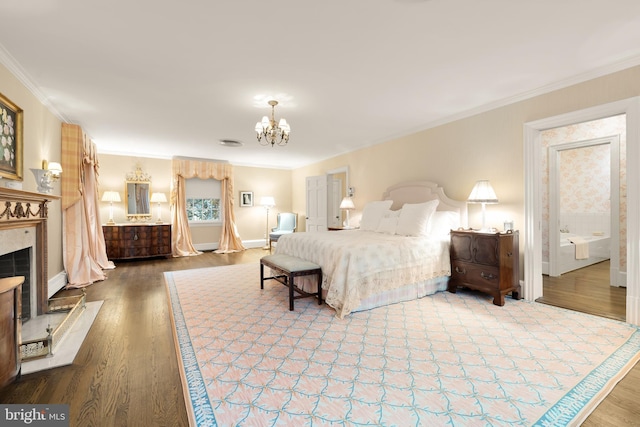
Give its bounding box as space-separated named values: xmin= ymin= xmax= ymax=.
xmin=0 ymin=92 xmax=23 ymax=181
xmin=240 ymin=191 xmax=253 ymax=207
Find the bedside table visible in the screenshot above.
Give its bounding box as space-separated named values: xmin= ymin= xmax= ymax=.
xmin=448 ymin=229 xmax=520 ymax=306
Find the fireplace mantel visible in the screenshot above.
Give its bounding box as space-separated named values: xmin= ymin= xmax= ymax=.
xmin=0 ymin=187 xmax=60 ymax=315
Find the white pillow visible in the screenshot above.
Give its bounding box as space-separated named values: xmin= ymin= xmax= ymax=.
xmin=395 ymin=200 xmax=439 ymax=237
xmin=427 ymin=210 xmax=460 ymax=236
xmin=359 ymin=200 xmax=393 ymax=231
xmin=375 ymin=216 xmax=399 ymax=234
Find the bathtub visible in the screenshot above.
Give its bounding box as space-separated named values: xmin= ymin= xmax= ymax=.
xmin=557 ymin=232 xmax=610 ymax=275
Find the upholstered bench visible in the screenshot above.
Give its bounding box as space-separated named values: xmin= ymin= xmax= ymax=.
xmin=260 ymin=254 xmax=323 ymax=311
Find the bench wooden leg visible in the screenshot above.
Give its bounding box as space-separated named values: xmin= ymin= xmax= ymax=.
xmin=288 ymin=273 xmax=294 ymax=311
xmin=317 ymin=271 xmax=322 ymax=305
xmin=260 ymin=263 xmax=265 ymax=289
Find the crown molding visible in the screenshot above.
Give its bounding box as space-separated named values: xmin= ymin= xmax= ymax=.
xmin=0 ymin=42 xmax=68 ymax=122
xmin=382 ymin=54 xmax=640 ymax=143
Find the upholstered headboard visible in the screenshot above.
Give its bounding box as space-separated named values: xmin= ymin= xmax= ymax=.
xmin=382 ymin=181 xmax=468 ymax=227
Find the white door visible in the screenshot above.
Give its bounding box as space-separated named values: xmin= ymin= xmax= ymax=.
xmin=306 ymin=175 xmax=328 ymax=232
xmin=329 ymin=178 xmax=343 ymax=228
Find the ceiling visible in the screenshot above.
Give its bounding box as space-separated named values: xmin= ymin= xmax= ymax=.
xmin=1 ymin=0 xmax=640 ymax=169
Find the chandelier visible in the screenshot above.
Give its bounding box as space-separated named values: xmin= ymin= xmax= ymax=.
xmin=255 ymin=100 xmax=291 ymax=146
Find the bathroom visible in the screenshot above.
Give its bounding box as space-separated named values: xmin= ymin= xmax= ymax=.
xmin=542 ymin=115 xmax=626 ymax=287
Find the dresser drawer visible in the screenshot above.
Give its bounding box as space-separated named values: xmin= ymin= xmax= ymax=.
xmin=451 ymin=261 xmax=500 ymax=289
xmin=103 ymin=224 xmax=172 ymax=260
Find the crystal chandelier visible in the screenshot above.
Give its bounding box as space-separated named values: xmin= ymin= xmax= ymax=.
xmin=255 ymin=100 xmax=290 ymax=146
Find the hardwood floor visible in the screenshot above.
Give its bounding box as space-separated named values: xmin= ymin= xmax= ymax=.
xmin=538 ymin=260 xmax=626 ymax=321
xmin=0 ymin=250 xmax=638 ymax=426
xmin=538 ymin=261 xmax=639 ymax=426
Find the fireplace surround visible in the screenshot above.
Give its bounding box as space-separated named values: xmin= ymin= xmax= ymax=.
xmin=0 ymin=187 xmax=58 ymax=316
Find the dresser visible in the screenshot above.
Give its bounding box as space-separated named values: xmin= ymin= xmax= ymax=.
xmin=102 ymin=224 xmax=172 ymax=260
xmin=448 ymin=229 xmax=520 ymax=306
xmin=0 ymin=276 xmax=23 ymax=389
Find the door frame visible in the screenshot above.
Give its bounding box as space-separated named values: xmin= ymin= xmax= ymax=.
xmin=523 ymin=96 xmax=640 ymax=325
xmin=548 ymin=136 xmax=620 ymax=284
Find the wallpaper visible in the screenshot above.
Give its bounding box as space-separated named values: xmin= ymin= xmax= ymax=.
xmin=540 ymin=115 xmax=627 ymax=269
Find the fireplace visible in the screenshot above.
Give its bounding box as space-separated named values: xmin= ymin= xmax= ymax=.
xmin=0 ymin=187 xmax=58 ymax=316
xmin=0 ymin=248 xmax=33 ymax=321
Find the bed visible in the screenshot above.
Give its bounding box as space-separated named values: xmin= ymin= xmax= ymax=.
xmin=274 ymin=181 xmax=467 ymax=318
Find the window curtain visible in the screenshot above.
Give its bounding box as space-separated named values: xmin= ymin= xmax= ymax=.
xmin=60 ymin=123 xmax=114 ymax=288
xmin=171 ymin=158 xmax=245 ymax=256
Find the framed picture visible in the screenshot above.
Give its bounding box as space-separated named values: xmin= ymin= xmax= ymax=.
xmin=0 ymin=92 xmax=23 ymax=181
xmin=240 ymin=191 xmax=253 ymax=207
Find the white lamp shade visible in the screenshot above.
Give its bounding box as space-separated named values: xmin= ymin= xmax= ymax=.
xmin=339 ymin=197 xmax=355 ymax=210
xmin=467 ymin=180 xmax=498 ymax=204
xmin=260 ymin=196 xmax=275 ymax=208
xmin=101 ymin=191 xmax=121 ymax=203
xmin=150 ymin=192 xmax=167 ymax=203
xmin=47 ymin=162 xmax=63 ymax=175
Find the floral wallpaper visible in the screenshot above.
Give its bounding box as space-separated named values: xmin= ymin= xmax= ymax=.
xmin=559 ymin=144 xmax=610 ymax=214
xmin=540 ymin=114 xmax=627 ymax=269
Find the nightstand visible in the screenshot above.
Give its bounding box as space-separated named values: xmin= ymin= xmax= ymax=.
xmin=448 ymin=229 xmax=520 ymax=306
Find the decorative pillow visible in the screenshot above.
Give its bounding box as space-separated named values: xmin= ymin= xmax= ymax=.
xmin=375 ymin=216 xmax=399 ymax=234
xmin=359 ymin=200 xmax=393 ymax=231
xmin=395 ymin=200 xmax=439 ymax=237
xmin=427 ymin=210 xmax=460 ymax=236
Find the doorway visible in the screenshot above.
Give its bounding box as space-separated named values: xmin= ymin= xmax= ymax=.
xmin=523 ymin=97 xmax=640 ymax=326
xmin=547 ymin=134 xmax=621 ymax=287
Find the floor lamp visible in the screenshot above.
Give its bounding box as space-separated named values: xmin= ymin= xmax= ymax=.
xmin=467 ymin=180 xmax=498 ymax=232
xmin=260 ymin=196 xmax=275 ymax=250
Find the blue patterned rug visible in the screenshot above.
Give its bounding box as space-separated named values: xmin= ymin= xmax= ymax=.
xmin=165 ymin=264 xmax=640 ymax=426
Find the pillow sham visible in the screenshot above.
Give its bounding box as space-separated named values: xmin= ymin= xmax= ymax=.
xmin=395 ymin=200 xmax=439 ymax=237
xmin=427 ymin=210 xmax=460 ymax=236
xmin=359 ymin=200 xmax=393 ymax=231
xmin=375 ymin=216 xmax=399 ymax=234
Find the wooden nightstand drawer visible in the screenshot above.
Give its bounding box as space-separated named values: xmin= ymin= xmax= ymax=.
xmin=449 ymin=230 xmax=520 ymax=306
xmin=451 ymin=261 xmax=500 ymax=290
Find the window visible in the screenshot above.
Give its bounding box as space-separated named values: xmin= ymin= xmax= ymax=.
xmin=185 ymin=178 xmax=222 ymax=224
xmin=186 ymin=198 xmax=220 ymax=221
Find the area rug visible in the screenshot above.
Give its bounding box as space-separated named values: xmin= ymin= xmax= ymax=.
xmin=165 ymin=264 xmax=640 ymax=427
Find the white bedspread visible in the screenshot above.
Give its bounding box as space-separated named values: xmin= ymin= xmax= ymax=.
xmin=274 ymin=230 xmax=451 ymax=318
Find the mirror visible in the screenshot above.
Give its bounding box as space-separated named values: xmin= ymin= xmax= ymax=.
xmin=125 ymin=166 xmax=152 ymax=219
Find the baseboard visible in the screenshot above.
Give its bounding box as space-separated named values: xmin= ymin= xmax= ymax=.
xmin=48 ymin=271 xmax=68 ymax=298
xmin=243 ymin=239 xmax=267 ymax=249
xmin=627 ymin=294 xmax=639 ymax=325
xmin=193 ymin=240 xmax=267 ymax=251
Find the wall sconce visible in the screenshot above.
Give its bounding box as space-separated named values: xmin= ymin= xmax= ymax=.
xmin=347 ymin=187 xmax=355 ymax=198
xmin=150 ymin=192 xmax=167 ymax=224
xmin=339 ymin=197 xmax=355 ymax=229
xmin=101 ymin=190 xmax=121 ymax=225
xmin=30 ymin=160 xmax=63 ymax=194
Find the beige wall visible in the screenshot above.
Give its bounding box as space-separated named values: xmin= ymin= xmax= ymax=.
xmin=97 ymin=155 xmax=292 ymax=247
xmin=292 ymin=66 xmax=640 ymax=277
xmin=5 ymin=59 xmax=640 ymax=279
xmin=0 ymin=63 xmax=63 ymax=280
xmin=98 ymin=154 xmax=172 ymax=225
xmin=233 ymin=166 xmax=292 ymax=246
